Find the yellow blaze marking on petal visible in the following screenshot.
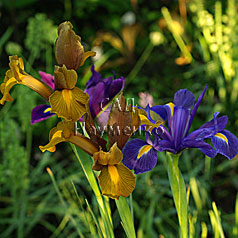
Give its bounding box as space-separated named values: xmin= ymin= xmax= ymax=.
xmin=167 ymin=102 xmax=174 ymax=116
xmin=138 ymin=145 xmax=153 ymax=159
xmin=108 ymin=165 xmax=119 ymax=184
xmin=44 ymin=107 xmax=51 ymax=113
xmin=62 ymin=89 xmax=72 ymax=112
xmin=215 ymin=133 xmax=228 ymax=144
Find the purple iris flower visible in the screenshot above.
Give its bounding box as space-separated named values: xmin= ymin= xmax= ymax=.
xmin=122 ymin=86 xmax=238 ymax=174
xmin=85 ymin=65 xmax=125 ymax=119
xmin=31 ymin=66 xmax=124 ymax=125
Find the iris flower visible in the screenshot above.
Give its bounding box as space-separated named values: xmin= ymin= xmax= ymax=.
xmin=122 ymin=86 xmax=238 ymax=174
xmin=92 ymin=143 xmax=136 ymax=199
xmin=0 ymin=56 xmax=88 ymax=122
xmin=40 ymin=120 xmax=136 ymax=199
xmin=85 ymin=65 xmax=124 ymax=119
xmin=31 ymin=65 xmax=125 ymax=125
xmin=49 ymin=65 xmax=89 ymax=122
xmin=0 ymin=56 xmax=52 ymax=105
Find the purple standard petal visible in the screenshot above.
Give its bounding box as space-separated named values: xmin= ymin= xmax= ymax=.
xmin=31 ymin=104 xmax=55 ymax=124
xmin=172 ymin=107 xmax=190 ymax=151
xmin=211 ymin=130 xmax=238 ymax=159
xmin=186 ymin=86 xmax=207 ymax=135
xmin=85 ymin=65 xmax=125 ymax=119
xmin=39 ymin=71 xmax=55 ymax=90
xmin=87 ymin=82 xmax=106 ymax=118
xmin=174 ymin=89 xmax=195 ymax=109
xmin=104 ymin=77 xmax=125 ymax=99
xmin=85 ymin=65 xmax=102 ymax=89
xmin=122 ymin=139 xmax=158 ymax=174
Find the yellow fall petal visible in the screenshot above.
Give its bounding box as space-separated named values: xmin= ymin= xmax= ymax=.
xmin=49 ymin=87 xmax=89 ymax=121
xmin=40 ymin=120 xmax=98 ymax=155
xmin=39 ymin=130 xmax=66 ymax=152
xmin=40 ymin=121 xmax=74 ymax=152
xmin=0 ymin=77 xmax=17 ymax=104
xmin=98 ymin=163 xmax=136 ymax=199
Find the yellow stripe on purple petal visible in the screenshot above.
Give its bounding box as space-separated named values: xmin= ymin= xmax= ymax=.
xmin=138 ymin=145 xmax=153 ymax=159
xmin=44 ymin=107 xmax=52 ymax=113
xmin=167 ymin=102 xmax=174 ymax=116
xmin=215 ymin=132 xmax=228 ymax=144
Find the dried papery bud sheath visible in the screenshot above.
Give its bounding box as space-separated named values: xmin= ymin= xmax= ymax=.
xmin=55 ymin=21 xmax=96 ymax=70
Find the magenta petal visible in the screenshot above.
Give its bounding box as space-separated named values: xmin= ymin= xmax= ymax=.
xmin=39 ymin=71 xmax=55 ymax=90
xmin=31 ymin=104 xmax=55 ymax=124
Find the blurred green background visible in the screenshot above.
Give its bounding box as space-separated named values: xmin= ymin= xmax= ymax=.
xmin=0 ymin=0 xmax=238 ymax=237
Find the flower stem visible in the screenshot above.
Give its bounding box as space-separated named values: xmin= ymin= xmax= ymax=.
xmin=166 ymin=152 xmax=188 ymax=238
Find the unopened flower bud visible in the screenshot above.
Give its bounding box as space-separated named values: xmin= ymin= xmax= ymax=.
xmin=55 ymin=21 xmax=95 ymax=70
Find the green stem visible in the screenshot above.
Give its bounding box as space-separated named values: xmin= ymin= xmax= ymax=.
xmin=167 ymin=152 xmax=188 ymax=238
xmin=71 ymin=145 xmax=114 ymax=238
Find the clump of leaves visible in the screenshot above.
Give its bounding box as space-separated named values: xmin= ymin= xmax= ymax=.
xmin=25 ymin=13 xmax=57 ymax=61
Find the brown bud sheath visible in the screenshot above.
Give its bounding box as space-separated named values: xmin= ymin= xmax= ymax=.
xmin=55 ymin=21 xmax=85 ymax=70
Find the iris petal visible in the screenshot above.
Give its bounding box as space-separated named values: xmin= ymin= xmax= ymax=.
xmin=186 ymin=86 xmax=207 ymax=135
xmin=85 ymin=65 xmax=125 ymax=119
xmin=122 ymin=139 xmax=158 ymax=174
xmin=172 ymin=107 xmax=190 ymax=150
xmin=200 ymin=115 xmax=228 ymax=132
xmin=98 ymin=163 xmax=136 ymax=199
xmin=49 ymin=87 xmax=88 ymax=121
xmin=211 ymin=129 xmax=238 ymax=159
xmin=31 ymin=104 xmax=55 ymax=124
xmin=174 ymin=89 xmax=195 ymax=109
xmin=182 ymin=139 xmax=217 ymax=158
xmin=39 ymin=71 xmax=55 ymax=90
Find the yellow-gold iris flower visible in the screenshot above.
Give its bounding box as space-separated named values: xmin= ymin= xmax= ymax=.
xmin=0 ymin=56 xmax=52 ymax=105
xmin=92 ymin=143 xmax=136 ymax=199
xmin=49 ymin=65 xmax=89 ymax=122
